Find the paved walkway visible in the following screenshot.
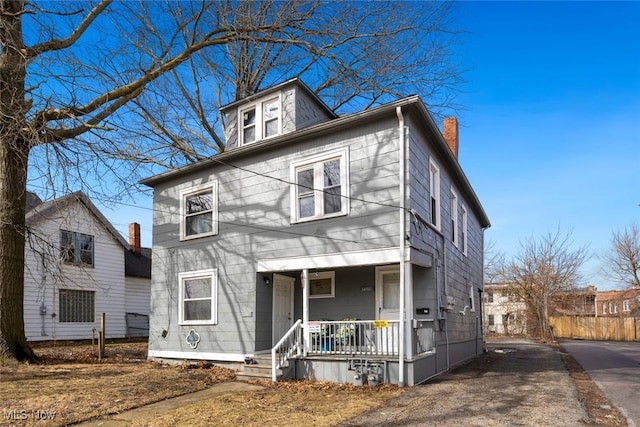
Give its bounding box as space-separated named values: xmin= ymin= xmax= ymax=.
xmin=76 ymin=382 xmax=264 ymax=426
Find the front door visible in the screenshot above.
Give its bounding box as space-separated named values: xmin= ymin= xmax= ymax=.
xmin=375 ymin=266 xmax=401 ymax=354
xmin=272 ymin=274 xmax=294 ymax=346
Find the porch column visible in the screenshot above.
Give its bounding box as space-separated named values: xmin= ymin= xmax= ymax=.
xmin=302 ymin=268 xmax=310 ymax=356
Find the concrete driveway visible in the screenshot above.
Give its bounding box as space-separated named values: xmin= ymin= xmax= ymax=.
xmin=561 ymin=339 xmax=640 ymax=427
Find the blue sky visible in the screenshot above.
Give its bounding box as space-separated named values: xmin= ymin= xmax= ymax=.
xmin=98 ymin=1 xmax=639 ymax=290
xmin=454 ymin=1 xmax=640 ymax=290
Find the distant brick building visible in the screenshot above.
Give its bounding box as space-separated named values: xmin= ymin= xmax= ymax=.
xmin=595 ymin=288 xmax=640 ymax=317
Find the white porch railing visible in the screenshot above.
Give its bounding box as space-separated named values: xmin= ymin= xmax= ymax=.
xmin=308 ymin=320 xmax=401 ymax=356
xmin=271 ymin=319 xmax=303 ymax=381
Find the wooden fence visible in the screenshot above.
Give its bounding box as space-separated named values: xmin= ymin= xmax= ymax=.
xmin=550 ymin=316 xmax=640 ymax=341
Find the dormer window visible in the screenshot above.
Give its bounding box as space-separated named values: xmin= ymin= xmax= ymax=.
xmin=239 ymin=94 xmax=281 ymax=145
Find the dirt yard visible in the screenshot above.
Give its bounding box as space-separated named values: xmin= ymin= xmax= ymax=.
xmin=0 ymin=339 xmax=628 ymax=427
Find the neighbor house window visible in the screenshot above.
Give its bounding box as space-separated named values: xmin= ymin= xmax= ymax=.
xmin=450 ymin=188 xmax=458 ymax=246
xmin=461 ymin=205 xmax=468 ymax=255
xmin=60 ymin=230 xmax=94 ymax=267
xmin=429 ymin=159 xmax=440 ymax=229
xmin=488 ymin=315 xmax=494 ymax=326
xmin=290 ymin=148 xmax=349 ymax=222
xmin=486 ymin=291 xmax=494 ymax=303
xmin=623 ymin=300 xmax=631 ymax=312
xmin=239 ymin=94 xmax=281 ymax=145
xmin=180 ymin=183 xmax=218 ymax=240
xmin=602 ymin=302 xmax=607 ymax=314
xmin=309 ymin=271 xmax=335 ymax=299
xmin=59 ymin=289 xmax=95 ymax=322
xmin=179 ymin=269 xmax=217 ymax=325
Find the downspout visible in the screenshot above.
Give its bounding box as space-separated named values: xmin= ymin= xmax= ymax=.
xmin=396 ymin=106 xmax=406 ymax=387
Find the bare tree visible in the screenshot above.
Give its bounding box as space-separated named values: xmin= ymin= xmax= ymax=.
xmin=603 ymin=223 xmax=640 ymax=289
xmin=1 ymin=0 xmax=463 ymax=362
xmin=500 ymin=230 xmax=588 ymax=340
xmin=484 ymin=238 xmax=505 ymax=284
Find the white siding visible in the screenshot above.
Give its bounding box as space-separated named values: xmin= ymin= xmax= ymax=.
xmin=24 ymin=201 xmax=126 ymax=341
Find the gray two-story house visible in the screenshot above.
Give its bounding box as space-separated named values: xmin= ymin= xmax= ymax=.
xmin=141 ymin=79 xmax=490 ymax=386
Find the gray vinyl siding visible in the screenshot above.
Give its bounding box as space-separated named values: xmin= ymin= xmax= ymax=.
xmin=148 ymin=116 xmax=402 ymax=357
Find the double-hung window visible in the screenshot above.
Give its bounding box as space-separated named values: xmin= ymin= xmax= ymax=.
xmin=450 ymin=188 xmax=458 ymax=246
xmin=181 ymin=183 xmax=217 ymax=240
xmin=461 ymin=205 xmax=468 ymax=256
xmin=239 ymin=95 xmax=281 ymax=145
xmin=290 ymin=148 xmax=349 ymax=222
xmin=623 ymin=300 xmax=631 ymax=312
xmin=429 ymin=159 xmax=440 ymax=229
xmin=60 ymin=230 xmax=94 ymax=267
xmin=179 ymin=269 xmax=217 ymax=325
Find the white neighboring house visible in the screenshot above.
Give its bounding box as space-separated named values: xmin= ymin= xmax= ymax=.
xmin=23 ymin=191 xmax=151 ymax=341
xmin=483 ymin=282 xmax=527 ymax=335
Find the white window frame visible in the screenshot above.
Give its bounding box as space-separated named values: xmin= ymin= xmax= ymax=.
xmin=623 ymin=300 xmax=631 ymax=312
xmin=461 ymin=205 xmax=468 ymax=256
xmin=469 ymin=283 xmax=476 ymax=312
xmin=429 ymin=158 xmax=441 ymax=230
xmin=178 ymin=269 xmax=218 ymax=325
xmin=238 ymin=93 xmax=282 ymax=145
xmin=450 ymin=188 xmax=458 ymax=247
xmin=180 ymin=182 xmax=218 ymax=241
xmin=60 ymin=230 xmax=94 ymax=268
xmin=290 ymin=148 xmax=350 ymax=223
xmin=309 ymin=271 xmax=335 ymax=299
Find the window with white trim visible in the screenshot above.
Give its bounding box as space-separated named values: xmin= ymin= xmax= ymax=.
xmin=179 ymin=269 xmax=217 ymax=325
xmin=59 ymin=289 xmax=95 ymax=322
xmin=450 ymin=188 xmax=458 ymax=246
xmin=461 ymin=205 xmax=468 ymax=255
xmin=623 ymin=299 xmax=631 ymax=312
xmin=60 ymin=230 xmax=94 ymax=267
xmin=239 ymin=94 xmax=281 ymax=145
xmin=429 ymin=159 xmax=440 ymax=229
xmin=469 ymin=283 xmax=476 ymax=312
xmin=180 ymin=183 xmax=217 ymax=240
xmin=290 ymin=148 xmax=349 ymax=222
xmin=309 ymin=271 xmax=335 ymax=298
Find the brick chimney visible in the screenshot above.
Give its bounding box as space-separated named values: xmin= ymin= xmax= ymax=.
xmin=129 ymin=222 xmax=141 ymax=255
xmin=443 ymin=117 xmax=459 ymax=159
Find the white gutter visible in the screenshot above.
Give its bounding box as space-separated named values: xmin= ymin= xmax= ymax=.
xmin=396 ymin=106 xmax=406 ymax=387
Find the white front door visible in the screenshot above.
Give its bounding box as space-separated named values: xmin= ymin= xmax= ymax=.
xmin=272 ymin=274 xmax=294 ymax=346
xmin=375 ymin=266 xmax=401 ymax=353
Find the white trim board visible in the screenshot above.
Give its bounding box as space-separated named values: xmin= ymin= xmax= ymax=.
xmin=148 ymin=349 xmax=246 ymax=363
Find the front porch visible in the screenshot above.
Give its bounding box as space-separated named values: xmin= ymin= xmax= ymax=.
xmin=267 ymin=318 xmax=437 ymax=384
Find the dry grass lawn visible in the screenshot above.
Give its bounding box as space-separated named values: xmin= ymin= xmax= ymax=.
xmin=0 ymin=341 xmax=402 ymax=427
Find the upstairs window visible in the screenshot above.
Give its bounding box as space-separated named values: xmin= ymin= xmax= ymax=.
xmin=461 ymin=205 xmax=468 ymax=255
xmin=429 ymin=159 xmax=440 ymax=229
xmin=623 ymin=300 xmax=631 ymax=312
xmin=60 ymin=230 xmax=94 ymax=267
xmin=181 ymin=183 xmax=218 ymax=240
xmin=239 ymin=95 xmax=281 ymax=145
xmin=450 ymin=188 xmax=458 ymax=246
xmin=290 ymin=148 xmax=349 ymax=222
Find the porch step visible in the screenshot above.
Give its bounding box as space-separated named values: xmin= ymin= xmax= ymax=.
xmin=237 ymin=354 xmax=290 ymax=382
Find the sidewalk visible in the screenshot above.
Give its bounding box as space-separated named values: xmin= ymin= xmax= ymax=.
xmin=75 ymin=382 xmax=265 ymax=426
